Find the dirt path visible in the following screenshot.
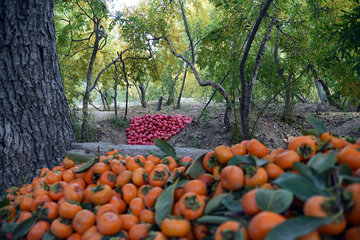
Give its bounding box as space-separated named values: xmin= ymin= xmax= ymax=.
xmin=85 ymin=101 xmax=360 ymax=150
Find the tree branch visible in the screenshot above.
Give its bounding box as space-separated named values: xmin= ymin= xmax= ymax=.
xmin=89 ymin=48 xmax=130 ymax=92
xmin=179 ymin=0 xmax=195 ymax=64
xmin=250 ymin=65 xmax=310 ymax=136
xmin=75 ymin=0 xmax=95 ymax=22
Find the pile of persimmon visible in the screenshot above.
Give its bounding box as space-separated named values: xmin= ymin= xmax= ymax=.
xmin=0 ymin=131 xmax=359 ymax=240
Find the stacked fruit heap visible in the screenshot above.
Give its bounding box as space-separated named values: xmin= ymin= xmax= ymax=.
xmin=126 ymin=114 xmax=193 ymax=145
xmin=1 ymin=118 xmax=360 ymax=240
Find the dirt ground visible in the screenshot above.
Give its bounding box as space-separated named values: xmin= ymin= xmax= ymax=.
xmin=87 ymin=100 xmax=360 ymax=150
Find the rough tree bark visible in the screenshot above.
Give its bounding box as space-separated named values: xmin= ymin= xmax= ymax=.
xmin=0 ymin=1 xmax=75 ymax=190
xmin=239 ymin=0 xmax=274 ymax=139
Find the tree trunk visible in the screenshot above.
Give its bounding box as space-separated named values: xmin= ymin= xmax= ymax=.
xmin=166 ymin=72 xmax=181 ymax=106
xmin=81 ymin=22 xmax=100 ymax=142
xmin=156 ymin=96 xmax=163 ymax=111
xmin=0 ymin=0 xmax=75 ymax=190
xmin=313 ymin=77 xmax=326 ymax=103
xmin=120 ymin=55 xmax=129 ymax=120
xmin=239 ymin=2 xmax=274 ymax=139
xmin=282 ymin=72 xmax=293 ymax=122
xmin=139 ymin=83 xmax=147 ymax=108
xmin=113 ymin=63 xmax=119 ymax=117
xmin=176 ymin=64 xmax=188 ymax=109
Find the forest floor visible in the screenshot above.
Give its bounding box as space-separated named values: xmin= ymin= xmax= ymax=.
xmin=86 ymin=99 xmax=360 ymax=150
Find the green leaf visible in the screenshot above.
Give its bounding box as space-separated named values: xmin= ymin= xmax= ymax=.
xmin=266 ymin=216 xmax=333 ymax=240
xmin=292 ymin=163 xmax=328 ymax=190
xmin=43 ymin=231 xmax=56 ymax=240
xmin=337 ymin=163 xmax=353 ymax=176
xmin=228 ymin=155 xmax=255 ymax=166
xmin=66 ymin=151 xmax=96 ymax=164
xmin=307 ymin=152 xmax=337 ymax=174
xmin=204 ymin=193 xmax=228 ymax=215
xmin=101 ymin=230 xmax=127 ymax=240
xmin=341 ymin=175 xmax=360 ymax=183
xmin=293 ymin=162 xmax=313 ymax=180
xmin=221 ymin=195 xmax=243 ymax=212
xmin=256 ymin=159 xmax=268 ymax=167
xmin=255 ymin=189 xmax=293 ymax=213
xmin=186 ymin=153 xmax=206 ymax=179
xmin=155 ymin=184 xmax=175 ymax=228
xmin=235 ymin=228 xmax=246 ymax=240
xmin=74 ymin=158 xmax=97 ymax=173
xmin=0 ymin=198 xmax=10 ymax=208
xmin=1 ymin=222 xmax=18 ymax=233
xmin=154 ymin=138 xmax=178 ymax=159
xmin=12 ymin=216 xmax=37 ymax=240
xmin=273 ymin=173 xmax=324 ymax=201
xmin=301 ymin=129 xmax=320 ymax=136
xmin=306 ymin=116 xmax=327 ymax=134
xmin=149 ymin=150 xmax=167 ymax=159
xmin=197 ymin=215 xmax=245 ymax=225
xmin=155 ymin=179 xmax=188 ymax=228
xmin=80 ymin=202 xmax=94 ymax=211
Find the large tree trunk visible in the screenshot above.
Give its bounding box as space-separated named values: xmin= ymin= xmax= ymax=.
xmin=0 ymin=1 xmax=75 ymax=190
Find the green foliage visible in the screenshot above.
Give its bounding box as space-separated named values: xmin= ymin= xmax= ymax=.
xmin=71 ymin=110 xmax=97 ymax=142
xmin=53 ymin=0 xmax=360 ymax=137
xmin=108 ymin=115 xmax=129 ymax=128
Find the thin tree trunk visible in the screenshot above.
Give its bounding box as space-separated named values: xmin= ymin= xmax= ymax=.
xmin=282 ymin=72 xmax=293 ymax=121
xmin=113 ymin=63 xmax=119 ymax=117
xmin=139 ymin=83 xmax=147 ymax=108
xmin=166 ymin=72 xmax=181 ymax=106
xmin=120 ymin=55 xmax=129 ymax=120
xmin=197 ymin=71 xmax=230 ymax=124
xmin=81 ymin=21 xmax=100 ymax=141
xmin=156 ymin=96 xmax=163 ymax=111
xmin=239 ymin=0 xmax=273 ymax=139
xmin=0 ymin=0 xmax=75 ymax=190
xmin=176 ymin=64 xmax=188 ymax=109
xmin=313 ymin=77 xmax=326 ymax=103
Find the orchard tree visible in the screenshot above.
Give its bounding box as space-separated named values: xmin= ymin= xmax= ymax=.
xmin=55 ymin=0 xmax=110 ymax=141
xmin=0 ymin=1 xmax=75 ymax=190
